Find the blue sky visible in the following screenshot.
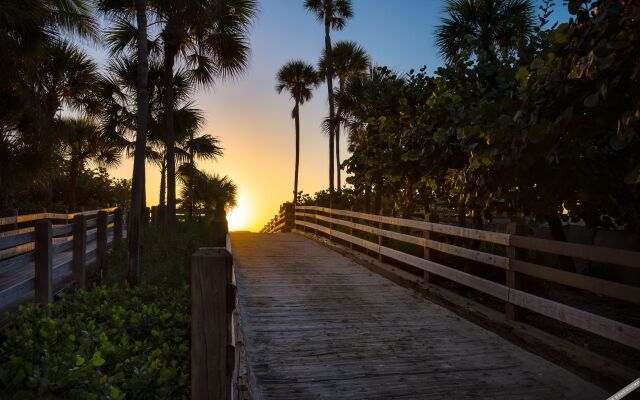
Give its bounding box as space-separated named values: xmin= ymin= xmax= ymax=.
xmin=99 ymin=0 xmax=572 ymax=230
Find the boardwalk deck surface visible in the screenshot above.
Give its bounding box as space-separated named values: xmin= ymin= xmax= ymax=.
xmin=231 ymin=232 xmax=607 ymax=400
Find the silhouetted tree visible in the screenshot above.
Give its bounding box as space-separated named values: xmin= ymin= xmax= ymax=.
xmin=304 ymin=0 xmax=353 ymax=206
xmin=276 ymin=60 xmax=321 ymax=207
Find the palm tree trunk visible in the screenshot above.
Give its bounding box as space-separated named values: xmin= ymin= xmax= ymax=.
xmin=293 ymin=102 xmax=300 ymax=208
xmin=159 ymin=159 xmax=166 ymax=208
xmin=68 ymin=158 xmax=80 ymax=212
xmin=128 ymin=0 xmax=149 ymax=287
xmin=364 ymin=184 xmax=372 ymax=213
xmin=324 ymin=20 xmax=335 ymax=207
xmin=164 ymin=42 xmax=177 ymax=234
xmin=336 ymin=79 xmax=344 ymax=193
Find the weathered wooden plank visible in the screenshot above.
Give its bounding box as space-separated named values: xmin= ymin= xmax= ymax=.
xmin=293 ymin=228 xmax=640 ymax=352
xmin=377 ymin=245 xmax=510 ymax=301
xmin=511 ymin=259 xmax=640 ymax=304
xmin=0 ymin=251 xmax=35 ymax=275
xmin=52 ymin=239 xmax=73 ymax=254
xmin=510 ymin=235 xmax=640 ymax=269
xmin=297 ymin=206 xmax=510 ymax=245
xmin=35 ymin=220 xmax=53 ymax=306
xmin=52 ymin=224 xmax=73 ymax=236
xmin=191 ymin=248 xmax=234 ymax=400
xmin=508 ymin=289 xmax=640 ymax=350
xmin=72 ymin=215 xmax=87 ymax=289
xmin=0 ymin=232 xmax=35 ymax=251
xmin=231 ymin=232 xmax=606 ymax=399
xmin=296 ymin=217 xmax=509 ymax=269
xmin=0 ymin=277 xmax=35 ymax=307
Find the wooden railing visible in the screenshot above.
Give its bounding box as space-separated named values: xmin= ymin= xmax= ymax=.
xmin=287 ymin=206 xmax=640 ymax=351
xmin=261 ymin=205 xmax=293 ymax=233
xmin=0 ymin=207 xmax=124 ymax=310
xmin=191 ymin=223 xmax=239 ymax=399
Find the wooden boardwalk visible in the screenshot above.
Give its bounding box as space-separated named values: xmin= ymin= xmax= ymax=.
xmin=231 ymin=232 xmax=607 ymax=399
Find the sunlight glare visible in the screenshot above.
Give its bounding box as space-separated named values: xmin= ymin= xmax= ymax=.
xmin=227 ymin=194 xmax=252 ymax=231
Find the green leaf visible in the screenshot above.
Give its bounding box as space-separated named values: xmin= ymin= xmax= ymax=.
xmin=515 ymin=67 xmax=529 ymax=87
xmin=528 ymin=124 xmax=547 ymax=143
xmin=583 ymin=92 xmax=599 ymax=108
xmin=554 ymin=23 xmax=570 ymax=44
xmin=568 ymin=0 xmax=582 ymax=14
xmin=75 ymin=357 xmax=85 ymax=366
xmin=90 ymin=352 xmax=105 ymax=367
xmin=609 ymin=135 xmax=626 ymax=150
xmin=624 ymin=166 xmax=640 ymax=184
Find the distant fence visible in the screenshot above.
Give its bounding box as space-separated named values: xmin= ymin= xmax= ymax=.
xmin=262 ymin=205 xmax=640 ymax=351
xmin=261 ymin=204 xmax=293 ymax=234
xmin=0 ymin=207 xmax=124 ymax=311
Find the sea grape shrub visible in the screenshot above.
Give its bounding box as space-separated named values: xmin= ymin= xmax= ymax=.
xmin=0 ymin=284 xmax=190 ymax=399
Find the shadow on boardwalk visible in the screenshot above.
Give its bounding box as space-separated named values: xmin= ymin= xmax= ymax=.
xmin=231 ymin=232 xmax=607 ymax=400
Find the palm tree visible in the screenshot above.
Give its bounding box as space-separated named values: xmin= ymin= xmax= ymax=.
xmin=304 ymin=0 xmax=353 ymax=206
xmin=98 ymin=0 xmax=150 ymax=286
xmin=435 ymin=0 xmax=535 ymax=63
xmin=56 ymin=118 xmax=126 ymax=211
xmin=319 ymin=41 xmax=370 ymax=191
xmin=179 ymin=169 xmax=237 ymax=224
xmin=154 ymin=0 xmax=256 ymax=233
xmin=174 ymin=129 xmax=223 ymax=216
xmin=276 ymin=61 xmax=321 ymax=208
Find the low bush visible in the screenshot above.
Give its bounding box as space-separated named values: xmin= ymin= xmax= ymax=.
xmin=0 ymin=284 xmax=190 ymax=399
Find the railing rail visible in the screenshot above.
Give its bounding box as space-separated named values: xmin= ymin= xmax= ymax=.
xmin=0 ymin=208 xmax=125 ymax=310
xmin=264 ymin=205 xmax=640 ymax=351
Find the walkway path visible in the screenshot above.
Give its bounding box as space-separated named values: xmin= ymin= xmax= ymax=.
xmin=231 ymin=232 xmax=607 ymax=400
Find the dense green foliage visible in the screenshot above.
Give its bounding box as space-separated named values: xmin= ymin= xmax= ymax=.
xmin=0 ymin=285 xmax=189 ymax=399
xmin=302 ymin=0 xmax=640 ymax=240
xmin=15 ymin=167 xmax=131 ymax=214
xmin=0 ymin=221 xmax=213 ymax=398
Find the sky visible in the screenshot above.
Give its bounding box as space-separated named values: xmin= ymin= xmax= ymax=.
xmin=100 ymin=0 xmax=571 ymax=231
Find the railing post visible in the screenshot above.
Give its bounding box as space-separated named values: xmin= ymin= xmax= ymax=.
xmin=378 ymin=208 xmax=384 ymax=262
xmin=97 ymin=211 xmax=108 ymax=273
xmin=11 ymin=209 xmax=18 ymax=231
xmin=35 ymin=220 xmax=53 ymax=306
xmin=191 ymin=248 xmax=235 ymax=400
xmin=314 ymin=201 xmax=319 ymax=237
xmin=151 ymin=206 xmax=158 ymax=225
xmin=506 ymin=221 xmax=527 ymax=320
xmin=423 ymin=212 xmax=439 ymax=284
xmin=143 ymin=207 xmax=150 ymax=226
xmin=114 ymin=208 xmax=123 ymax=245
xmin=284 ymin=203 xmax=294 ymax=232
xmin=349 ymin=206 xmax=354 ymax=250
xmin=72 ymin=215 xmax=87 ymax=289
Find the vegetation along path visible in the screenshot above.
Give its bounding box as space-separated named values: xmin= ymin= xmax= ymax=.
xmin=231 ymin=232 xmax=607 ymax=399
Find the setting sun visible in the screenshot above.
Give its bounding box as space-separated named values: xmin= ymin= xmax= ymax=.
xmin=226 ymin=194 xmax=252 ymax=231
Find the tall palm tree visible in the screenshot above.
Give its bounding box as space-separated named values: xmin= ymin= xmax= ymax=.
xmin=276 ymin=61 xmax=321 ymax=208
xmin=100 ymin=0 xmax=150 ymax=285
xmin=56 ymin=118 xmax=126 ymax=211
xmin=319 ymin=40 xmax=370 ymax=191
xmin=304 ymin=0 xmax=353 ymax=206
xmin=154 ymin=0 xmax=256 ymax=233
xmin=435 ymin=0 xmax=535 ymax=63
